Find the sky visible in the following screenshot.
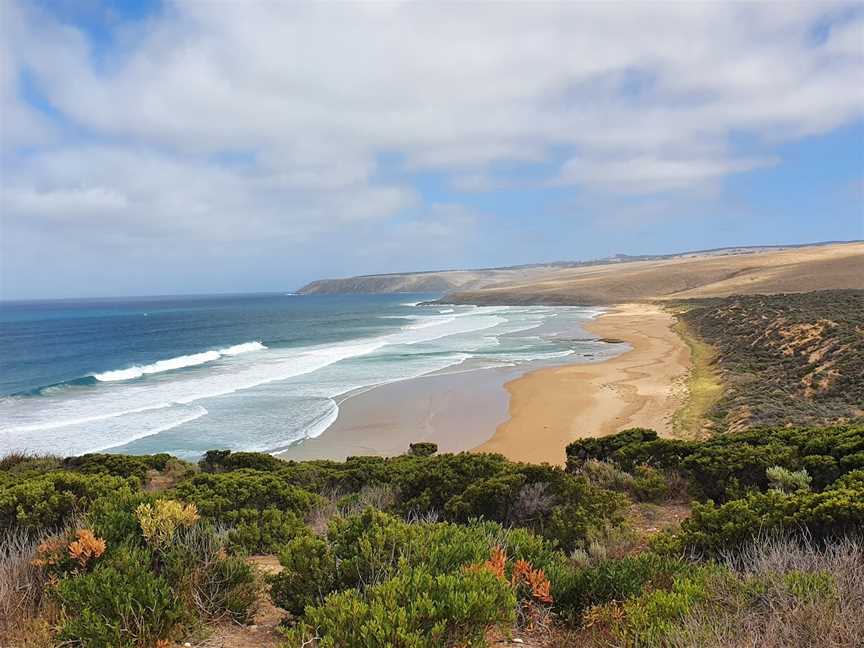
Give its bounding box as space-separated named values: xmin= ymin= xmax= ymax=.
xmin=1 ymin=1 xmax=863 ymax=299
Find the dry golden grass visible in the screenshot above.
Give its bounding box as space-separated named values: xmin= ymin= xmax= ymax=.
xmin=446 ymin=242 xmax=864 ymax=305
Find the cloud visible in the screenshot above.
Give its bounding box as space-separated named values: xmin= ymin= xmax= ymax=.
xmin=1 ymin=1 xmax=862 ymax=296
xmin=557 ymin=155 xmax=779 ymax=193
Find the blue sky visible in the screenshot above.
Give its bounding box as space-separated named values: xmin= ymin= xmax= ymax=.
xmin=1 ymin=1 xmax=862 ymax=299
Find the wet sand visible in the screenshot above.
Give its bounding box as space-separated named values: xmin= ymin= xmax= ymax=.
xmin=278 ymin=366 xmax=522 ymax=462
xmin=475 ymin=303 xmax=689 ymax=465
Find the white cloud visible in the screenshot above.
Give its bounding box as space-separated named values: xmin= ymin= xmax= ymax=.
xmin=1 ymin=1 xmax=862 ymax=296
xmin=6 ymin=186 xmax=129 ymax=217
xmin=9 ymin=2 xmax=863 ymax=181
xmin=558 ymin=155 xmax=778 ymax=194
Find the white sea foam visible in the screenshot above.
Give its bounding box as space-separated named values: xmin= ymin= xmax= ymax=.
xmin=0 ymin=404 xmax=209 ymax=456
xmin=0 ymin=303 xmax=616 ymax=457
xmin=87 ymin=405 xmax=209 ymax=454
xmin=93 ymin=341 xmax=267 ymax=381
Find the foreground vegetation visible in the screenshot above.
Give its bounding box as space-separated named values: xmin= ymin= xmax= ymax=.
xmin=2 ymin=421 xmax=863 ymax=647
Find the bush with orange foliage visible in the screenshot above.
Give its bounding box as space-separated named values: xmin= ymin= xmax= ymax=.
xmin=468 ymin=545 xmax=554 ymax=611
xmin=31 ymin=528 xmax=106 ymax=573
xmin=67 ymin=529 xmax=106 ymax=567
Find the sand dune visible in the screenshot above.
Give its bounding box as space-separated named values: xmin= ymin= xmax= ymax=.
xmin=443 ymin=242 xmax=864 ymax=305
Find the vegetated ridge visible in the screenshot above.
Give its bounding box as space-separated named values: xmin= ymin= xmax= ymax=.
xmin=676 ymin=289 xmax=864 ymax=434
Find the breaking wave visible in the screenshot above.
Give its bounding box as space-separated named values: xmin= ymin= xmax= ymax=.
xmin=93 ymin=341 xmax=267 ymax=381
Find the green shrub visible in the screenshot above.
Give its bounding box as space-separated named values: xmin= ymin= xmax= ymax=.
xmin=396 ymin=453 xmax=512 ymax=514
xmin=172 ymin=470 xmax=322 ymax=523
xmin=577 ymin=459 xmax=637 ymax=492
xmin=0 ymin=453 xmax=62 ymax=482
xmin=53 ymin=544 xmax=185 ymax=647
xmin=631 ymin=465 xmax=671 ymax=502
xmin=199 ymin=450 xmax=285 ymax=473
xmin=444 ymin=473 xmax=526 ymax=522
xmin=227 ymin=507 xmax=310 ymax=554
xmin=283 ymin=566 xmax=516 ymax=648
xmin=62 ymin=453 xmax=175 ymax=480
xmin=802 ymin=454 xmax=841 ymax=489
xmin=609 ymin=567 xmax=720 ymax=647
xmin=271 ymin=509 xmax=567 ymax=617
xmin=543 ymin=487 xmax=628 ymax=553
xmin=566 ymin=429 xmax=693 ymax=472
xmin=270 ymin=535 xmax=337 ymax=616
xmin=199 ymin=449 xmax=232 ymax=472
xmin=159 ymin=524 xmax=259 ymax=623
xmin=553 ymin=553 xmax=689 ymax=622
xmin=0 ymin=471 xmax=134 ymax=532
xmin=325 ymin=510 xmax=530 ymax=590
xmin=672 ymin=473 xmax=864 ymax=555
xmin=408 ymin=442 xmax=438 ymax=457
xmin=193 ymin=554 xmax=259 ymax=623
xmin=767 ymin=465 xmax=812 ymax=494
xmin=567 ymin=424 xmax=864 ymax=503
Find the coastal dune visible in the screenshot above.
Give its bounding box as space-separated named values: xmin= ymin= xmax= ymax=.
xmin=476 ymin=303 xmax=689 ymax=465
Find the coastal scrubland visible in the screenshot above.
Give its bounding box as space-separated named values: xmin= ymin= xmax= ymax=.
xmin=3 ymin=287 xmax=863 ymax=647
xmin=675 ymin=289 xmax=864 ymax=433
xmin=2 ymin=420 xmax=863 ymax=647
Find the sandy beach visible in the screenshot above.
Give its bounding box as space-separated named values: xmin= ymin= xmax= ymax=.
xmin=277 ymin=365 xmax=522 ymax=462
xmin=475 ymin=303 xmax=689 ymax=465
xmin=278 ymin=302 xmax=689 ymax=466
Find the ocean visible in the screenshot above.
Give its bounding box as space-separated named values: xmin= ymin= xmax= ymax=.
xmin=0 ymin=293 xmax=620 ymax=459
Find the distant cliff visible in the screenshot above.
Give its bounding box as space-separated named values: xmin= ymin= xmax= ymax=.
xmin=297 ymin=267 xmax=558 ymax=295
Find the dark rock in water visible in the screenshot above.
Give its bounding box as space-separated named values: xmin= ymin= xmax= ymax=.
xmin=597 ymin=337 xmax=626 ymax=344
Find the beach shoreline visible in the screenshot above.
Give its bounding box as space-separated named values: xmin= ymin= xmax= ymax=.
xmin=278 ymin=303 xmax=687 ymax=465
xmin=276 ymin=364 xmax=522 ymax=462
xmin=474 ymin=303 xmax=690 ymax=465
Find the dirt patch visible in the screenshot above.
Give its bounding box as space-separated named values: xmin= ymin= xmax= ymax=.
xmin=625 ymin=501 xmax=692 ymax=553
xmin=144 ymin=469 xmax=177 ymax=493
xmin=177 ymin=556 xmax=285 ymax=648
xmin=247 ymin=554 xmax=283 ymax=576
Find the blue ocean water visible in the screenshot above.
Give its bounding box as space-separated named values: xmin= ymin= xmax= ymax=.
xmin=0 ymin=293 xmax=618 ymax=458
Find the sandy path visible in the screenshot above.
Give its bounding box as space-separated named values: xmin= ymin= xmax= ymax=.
xmin=474 ymin=303 xmax=689 ymax=465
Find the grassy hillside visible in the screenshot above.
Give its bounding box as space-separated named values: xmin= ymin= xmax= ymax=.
xmin=440 ymin=242 xmax=864 ymax=305
xmin=677 ymin=290 xmax=864 ymax=433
